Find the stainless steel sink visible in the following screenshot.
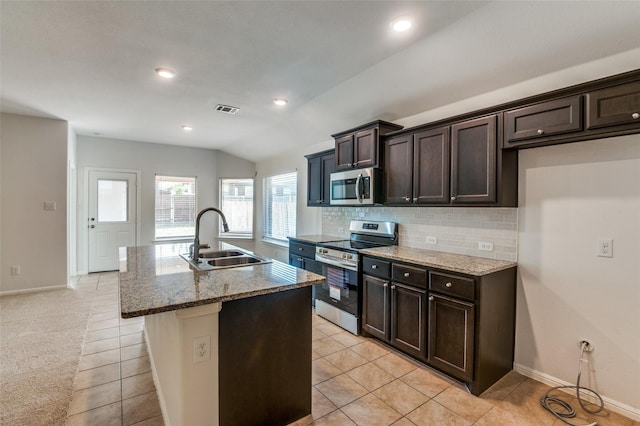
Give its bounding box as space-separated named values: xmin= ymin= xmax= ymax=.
xmin=180 ymin=248 xmax=271 ymax=271
xmin=199 ymin=250 xmax=245 ymax=259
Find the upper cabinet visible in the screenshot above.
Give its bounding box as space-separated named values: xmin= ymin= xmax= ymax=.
xmin=383 ymin=126 xmax=450 ymax=205
xmin=305 ymin=149 xmax=335 ymax=207
xmin=333 ymin=120 xmax=403 ymax=171
xmin=384 ymin=115 xmax=517 ymax=207
xmin=504 ymin=95 xmax=583 ymax=147
xmin=586 ymin=81 xmax=640 ymax=129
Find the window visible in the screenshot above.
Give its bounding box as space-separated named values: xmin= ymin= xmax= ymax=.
xmin=219 ymin=178 xmax=254 ymax=238
xmin=155 ymin=175 xmax=197 ymax=238
xmin=263 ymin=171 xmax=297 ymax=244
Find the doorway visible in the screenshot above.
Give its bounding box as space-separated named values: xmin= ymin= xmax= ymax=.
xmin=87 ymin=169 xmax=139 ymax=272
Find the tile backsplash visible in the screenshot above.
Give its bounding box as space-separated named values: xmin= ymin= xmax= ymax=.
xmin=322 ymin=207 xmax=518 ymax=262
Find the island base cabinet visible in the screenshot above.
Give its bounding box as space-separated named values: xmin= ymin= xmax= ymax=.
xmin=427 ymin=294 xmax=475 ymax=383
xmin=219 ymin=287 xmax=312 ymax=426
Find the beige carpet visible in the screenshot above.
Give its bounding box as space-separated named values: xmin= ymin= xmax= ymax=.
xmin=0 ymin=276 xmax=98 ymax=426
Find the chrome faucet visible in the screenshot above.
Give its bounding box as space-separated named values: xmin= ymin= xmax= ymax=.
xmin=191 ymin=207 xmax=230 ymax=262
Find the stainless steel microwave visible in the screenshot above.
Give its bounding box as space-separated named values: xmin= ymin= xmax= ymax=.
xmin=330 ymin=167 xmax=381 ymax=206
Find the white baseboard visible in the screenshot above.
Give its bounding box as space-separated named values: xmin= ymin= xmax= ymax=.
xmin=143 ymin=325 xmax=170 ymax=426
xmin=0 ymin=284 xmax=67 ymax=297
xmin=513 ymin=363 xmax=640 ymax=421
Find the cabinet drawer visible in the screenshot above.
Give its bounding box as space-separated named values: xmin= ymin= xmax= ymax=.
xmin=392 ymin=263 xmax=427 ymax=289
xmin=587 ymin=81 xmax=640 ymax=129
xmin=289 ymin=241 xmax=315 ymax=260
xmin=429 ymin=271 xmax=475 ymax=301
xmin=505 ymin=95 xmax=583 ymax=144
xmin=363 ymin=257 xmax=390 ymax=279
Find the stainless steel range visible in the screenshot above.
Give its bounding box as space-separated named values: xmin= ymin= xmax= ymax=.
xmin=314 ymin=220 xmax=398 ymax=335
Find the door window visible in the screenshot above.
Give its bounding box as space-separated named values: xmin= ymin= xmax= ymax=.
xmin=97 ymin=179 xmax=128 ymax=222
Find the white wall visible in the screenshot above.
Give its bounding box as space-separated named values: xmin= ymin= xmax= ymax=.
xmin=516 ymin=135 xmax=640 ymax=413
xmin=76 ymin=136 xmax=255 ymax=273
xmin=1 ymin=113 xmax=69 ymax=293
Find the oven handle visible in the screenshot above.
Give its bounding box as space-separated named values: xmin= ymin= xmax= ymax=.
xmin=315 ymin=254 xmax=358 ymax=272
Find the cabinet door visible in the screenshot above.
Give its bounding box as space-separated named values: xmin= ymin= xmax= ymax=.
xmin=362 ymin=274 xmax=390 ymax=341
xmin=321 ymin=152 xmax=336 ymax=206
xmin=307 ymin=155 xmax=323 ymax=206
xmin=451 ymin=115 xmax=497 ymax=204
xmin=428 ymin=294 xmax=475 ymax=382
xmin=383 ymin=135 xmax=413 ymax=204
xmin=391 ymin=283 xmax=427 ymax=361
xmin=413 ymin=127 xmax=450 ymax=204
xmin=353 ymin=128 xmax=378 ymax=168
xmin=505 ymin=96 xmax=583 ymax=144
xmin=335 ymin=134 xmax=355 ymax=170
xmin=587 ymin=81 xmax=640 ymax=129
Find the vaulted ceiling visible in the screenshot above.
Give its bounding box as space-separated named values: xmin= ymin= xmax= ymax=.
xmin=1 ymin=1 xmax=638 ymax=162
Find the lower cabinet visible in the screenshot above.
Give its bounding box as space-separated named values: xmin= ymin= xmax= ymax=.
xmin=361 ymin=254 xmax=516 ymax=396
xmin=427 ymin=293 xmax=474 ymax=382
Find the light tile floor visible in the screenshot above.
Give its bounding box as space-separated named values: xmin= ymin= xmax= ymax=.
xmin=66 ymin=272 xmax=637 ymax=426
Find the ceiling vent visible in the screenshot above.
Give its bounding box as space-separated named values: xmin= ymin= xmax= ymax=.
xmin=214 ymin=104 xmax=240 ymax=114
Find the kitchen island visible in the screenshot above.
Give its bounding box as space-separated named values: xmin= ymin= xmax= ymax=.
xmin=119 ymin=242 xmax=325 ymax=426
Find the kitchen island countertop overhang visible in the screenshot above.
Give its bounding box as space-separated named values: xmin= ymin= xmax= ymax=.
xmin=118 ymin=241 xmax=325 ymax=318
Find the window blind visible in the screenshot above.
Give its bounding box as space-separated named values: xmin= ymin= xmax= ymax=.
xmin=263 ymin=172 xmax=297 ymax=243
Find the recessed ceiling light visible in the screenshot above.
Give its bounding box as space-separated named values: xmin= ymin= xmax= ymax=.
xmin=391 ymin=18 xmax=412 ymax=32
xmin=181 ymin=125 xmax=193 ymax=131
xmin=273 ymin=98 xmax=288 ymax=106
xmin=155 ymin=68 xmax=176 ymax=79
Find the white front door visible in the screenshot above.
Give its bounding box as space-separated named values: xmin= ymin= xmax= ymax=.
xmin=88 ymin=170 xmax=137 ymax=272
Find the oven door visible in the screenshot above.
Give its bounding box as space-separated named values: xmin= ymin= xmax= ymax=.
xmin=315 ymin=261 xmax=359 ymax=316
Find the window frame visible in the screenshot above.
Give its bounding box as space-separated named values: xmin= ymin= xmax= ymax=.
xmin=218 ymin=177 xmax=255 ymax=239
xmin=262 ymin=171 xmax=297 ymax=246
xmin=154 ymin=175 xmax=198 ymax=240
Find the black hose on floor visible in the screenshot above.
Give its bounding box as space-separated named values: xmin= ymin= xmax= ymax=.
xmin=540 ymin=342 xmax=604 ymax=426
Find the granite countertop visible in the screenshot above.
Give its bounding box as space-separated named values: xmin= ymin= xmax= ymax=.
xmin=359 ymin=246 xmax=517 ymax=276
xmin=288 ymin=234 xmax=344 ymax=244
xmin=119 ymin=242 xmax=325 ymax=318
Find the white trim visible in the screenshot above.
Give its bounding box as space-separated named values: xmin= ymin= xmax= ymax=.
xmin=261 ymin=237 xmax=289 ymax=248
xmin=0 ymin=284 xmax=67 ymax=296
xmin=513 ymin=363 xmax=640 ymax=421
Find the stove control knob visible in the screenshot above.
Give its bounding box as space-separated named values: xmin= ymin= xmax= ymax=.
xmin=346 ymin=254 xmax=353 ymax=260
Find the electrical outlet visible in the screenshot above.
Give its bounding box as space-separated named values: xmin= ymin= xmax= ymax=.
xmin=193 ymin=336 xmax=211 ymax=363
xmin=478 ymin=241 xmax=493 ymax=251
xmin=11 ymin=265 xmax=21 ymax=275
xmin=425 ymin=236 xmax=437 ymax=245
xmin=337 ymin=227 xmax=344 ymax=235
xmin=596 ymin=239 xmax=613 ymax=258
xmin=43 ymin=201 xmax=56 ymax=211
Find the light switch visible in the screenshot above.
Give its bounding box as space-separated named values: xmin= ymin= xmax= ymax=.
xmin=44 ymin=201 xmax=56 ymax=211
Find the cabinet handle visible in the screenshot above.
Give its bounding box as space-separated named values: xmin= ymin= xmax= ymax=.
xmin=633 ymin=112 xmax=640 ymax=119
xmin=297 ymin=257 xmax=303 ymax=261
xmin=429 ymin=296 xmax=435 ymax=301
xmin=403 ymin=272 xmax=410 ymax=277
xmin=537 ymin=129 xmax=544 ymax=135
xmin=371 ymin=265 xmax=378 ymax=269
xmin=405 ymin=197 xmax=410 ymax=201
xmin=413 ymin=198 xmax=418 ymax=202
xmin=391 ymin=285 xmax=396 ymax=290
xmin=445 ymin=282 xmax=453 ymax=288
xmin=451 ymin=196 xmax=457 ymax=201
xmin=383 ymin=283 xmax=388 ymax=288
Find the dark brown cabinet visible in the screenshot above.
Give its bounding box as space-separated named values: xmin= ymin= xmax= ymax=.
xmin=451 ymin=115 xmax=498 ymax=204
xmin=305 ymin=149 xmax=335 ymax=206
xmin=362 ymin=252 xmax=517 ymax=396
xmin=288 ymin=240 xmax=321 ymax=275
xmin=333 ymin=120 xmax=403 ymax=171
xmin=362 ymin=257 xmax=428 ymax=361
xmin=383 ymin=127 xmax=450 ymax=205
xmin=587 ymin=81 xmax=640 ymax=129
xmin=505 ymin=95 xmax=583 ymax=147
